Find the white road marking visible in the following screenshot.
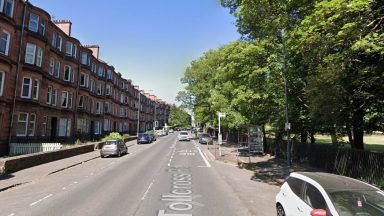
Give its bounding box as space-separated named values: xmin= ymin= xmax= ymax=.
xmin=62 ymin=187 xmax=66 ymax=190
xmin=141 ymin=180 xmax=155 ymax=200
xmin=194 ymin=142 xmax=211 ymax=167
xmin=29 ymin=194 xmax=53 ymax=206
xmin=7 ymin=213 xmax=15 ymax=216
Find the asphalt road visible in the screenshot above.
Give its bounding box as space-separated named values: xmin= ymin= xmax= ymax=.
xmin=0 ymin=133 xmax=277 ymax=216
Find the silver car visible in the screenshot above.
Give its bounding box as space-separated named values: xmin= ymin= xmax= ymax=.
xmin=199 ymin=133 xmax=213 ymax=144
xmin=100 ymin=139 xmax=128 ymax=157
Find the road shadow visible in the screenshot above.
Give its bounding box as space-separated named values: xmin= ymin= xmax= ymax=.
xmin=240 ymin=157 xmax=317 ymax=186
xmin=0 ymin=173 xmax=15 ymax=181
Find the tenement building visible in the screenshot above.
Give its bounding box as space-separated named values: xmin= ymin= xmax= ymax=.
xmin=0 ymin=0 xmax=170 ymax=156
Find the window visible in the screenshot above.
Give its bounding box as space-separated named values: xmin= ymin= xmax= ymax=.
xmin=16 ymin=113 xmax=28 ymax=136
xmin=63 ymin=65 xmax=72 ymax=81
xmin=54 ymin=60 xmax=60 ymax=78
xmin=97 ymin=83 xmax=102 ymax=95
xmin=286 ymin=177 xmax=303 ymax=197
xmin=94 ymin=121 xmax=100 ymax=134
xmin=103 ymin=119 xmax=110 ymax=131
xmin=57 ymin=36 xmax=62 ymax=51
xmin=96 ymin=102 xmax=101 ymax=114
xmin=73 ymin=45 xmax=77 ymax=58
xmin=46 ymin=86 xmax=52 ymax=104
xmin=39 ymin=20 xmax=46 ymax=36
xmin=52 ymin=89 xmax=57 ymax=106
xmin=78 ymin=95 xmax=84 ymax=108
xmin=98 ymin=66 xmax=103 ymax=77
xmin=90 ymin=80 xmax=95 ymax=93
xmin=36 ymin=47 xmax=43 ymax=67
xmin=61 ymin=91 xmax=68 ymax=108
xmin=81 ymin=52 xmax=89 ymax=65
xmin=76 ymin=118 xmax=87 ymax=133
xmin=25 ymin=43 xmax=36 ymax=64
xmin=28 ymin=113 xmax=36 ymax=136
xmin=106 ymin=84 xmax=111 ymax=95
xmin=68 ymin=93 xmax=73 ymax=108
xmin=21 ymin=77 xmax=32 ymax=98
xmin=49 ymin=58 xmax=55 ymax=75
xmin=41 ymin=116 xmax=47 ymax=137
xmin=80 ymin=73 xmax=89 ymax=87
xmin=3 ymin=0 xmax=14 ymax=17
xmin=91 ymin=63 xmax=96 ymax=73
xmin=32 ymin=79 xmax=39 ymax=100
xmin=28 ymin=13 xmax=39 ymax=32
xmin=106 ymin=70 xmax=112 ymax=79
xmin=65 ymin=41 xmax=73 ymax=56
xmin=0 ymin=30 xmax=10 ymax=55
xmin=303 ymin=183 xmax=327 ymax=210
xmin=59 ymin=118 xmax=71 ymax=137
xmin=51 ymin=32 xmax=57 ymax=47
xmin=0 ymin=71 xmax=4 ymax=96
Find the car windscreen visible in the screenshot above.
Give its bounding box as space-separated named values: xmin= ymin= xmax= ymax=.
xmin=180 ymin=132 xmax=188 ymax=135
xmin=105 ymin=141 xmax=118 ymax=145
xmin=328 ymin=190 xmax=384 ymax=216
xmin=200 ymin=134 xmax=210 ymax=138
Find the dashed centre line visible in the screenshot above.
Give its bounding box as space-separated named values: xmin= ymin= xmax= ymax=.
xmin=29 ymin=194 xmax=53 ymax=206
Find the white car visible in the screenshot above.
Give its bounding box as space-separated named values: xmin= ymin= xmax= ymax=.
xmin=178 ymin=131 xmax=190 ymax=141
xmin=276 ymin=172 xmax=384 ymax=216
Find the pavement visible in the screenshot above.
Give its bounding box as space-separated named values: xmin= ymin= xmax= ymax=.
xmin=198 ymin=138 xmax=317 ymax=186
xmin=0 ymin=140 xmax=137 ymax=192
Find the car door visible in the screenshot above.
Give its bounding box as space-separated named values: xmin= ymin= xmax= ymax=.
xmin=284 ymin=177 xmax=306 ymax=216
xmin=300 ymin=182 xmax=328 ymax=215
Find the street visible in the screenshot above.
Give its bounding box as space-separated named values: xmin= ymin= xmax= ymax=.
xmin=0 ymin=134 xmax=279 ymax=216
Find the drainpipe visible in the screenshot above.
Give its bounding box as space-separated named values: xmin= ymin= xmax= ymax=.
xmin=8 ymin=0 xmax=28 ymax=153
xmin=73 ymin=55 xmax=81 ymax=142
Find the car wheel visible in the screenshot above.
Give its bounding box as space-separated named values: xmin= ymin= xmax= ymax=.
xmin=276 ymin=204 xmax=285 ymax=216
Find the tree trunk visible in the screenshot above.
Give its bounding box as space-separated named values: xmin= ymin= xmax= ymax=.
xmin=301 ymin=132 xmax=308 ymax=143
xmin=330 ymin=129 xmax=338 ymax=146
xmin=346 ymin=120 xmax=354 ymax=147
xmin=352 ymin=109 xmax=364 ymax=150
xmin=262 ymin=124 xmax=267 ymax=152
xmin=310 ymin=132 xmax=316 ymax=145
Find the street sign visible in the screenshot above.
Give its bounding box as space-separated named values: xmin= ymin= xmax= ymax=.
xmin=285 ymin=122 xmax=291 ymax=131
xmin=154 ymin=121 xmax=159 ymax=127
xmin=218 ymin=112 xmax=226 ymax=118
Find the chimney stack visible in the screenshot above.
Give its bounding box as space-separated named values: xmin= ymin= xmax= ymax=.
xmin=84 ymin=45 xmax=100 ymax=59
xmin=53 ymin=19 xmax=72 ymax=36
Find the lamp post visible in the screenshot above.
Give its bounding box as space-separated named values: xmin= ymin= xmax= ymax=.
xmin=279 ymin=28 xmax=292 ymax=166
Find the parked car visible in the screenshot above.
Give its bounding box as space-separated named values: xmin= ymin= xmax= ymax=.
xmin=137 ymin=133 xmax=151 ymax=144
xmin=169 ymin=129 xmax=174 ymax=133
xmin=148 ymin=132 xmax=157 ymax=142
xmin=199 ymin=133 xmax=213 ymax=145
xmin=100 ymin=139 xmax=128 ymax=157
xmin=178 ymin=131 xmax=190 ymax=141
xmin=276 ymin=172 xmax=384 ymax=216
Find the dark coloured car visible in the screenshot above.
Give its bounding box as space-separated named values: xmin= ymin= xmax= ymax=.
xmin=137 ymin=133 xmax=151 ymax=144
xmin=100 ymin=139 xmax=128 ymax=158
xmin=199 ymin=133 xmax=213 ymax=144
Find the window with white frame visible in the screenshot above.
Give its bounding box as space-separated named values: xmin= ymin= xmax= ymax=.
xmin=61 ymin=91 xmax=68 ymax=108
xmin=32 ymin=79 xmax=39 ymax=100
xmin=0 ymin=30 xmax=10 ymax=56
xmin=73 ymin=45 xmax=77 ymax=58
xmin=65 ymin=41 xmax=73 ymax=56
xmin=25 ymin=43 xmax=36 ymax=64
xmin=78 ymin=95 xmax=84 ymax=108
xmin=81 ymin=52 xmax=89 ymax=65
xmin=28 ymin=113 xmax=36 ymax=136
xmin=103 ymin=118 xmax=110 ymax=131
xmin=57 ymin=35 xmax=62 ymax=51
xmin=46 ymin=85 xmax=52 ymax=104
xmin=52 ymin=89 xmax=57 ymax=106
xmin=94 ymin=121 xmax=100 ymax=134
xmin=16 ymin=112 xmax=28 ymax=136
xmin=106 ymin=70 xmax=112 ymax=79
xmin=80 ymin=72 xmax=89 ymax=87
xmin=76 ymin=118 xmax=87 ymax=133
xmin=49 ymin=58 xmax=55 ymax=75
xmin=98 ymin=66 xmax=103 ymax=77
xmin=3 ymin=0 xmax=14 ymax=17
xmin=28 ymin=13 xmax=39 ymax=32
xmin=59 ymin=118 xmax=71 ymax=137
xmin=41 ymin=116 xmax=47 ymax=136
xmin=36 ymin=47 xmax=43 ymax=67
xmin=90 ymin=79 xmax=95 ymax=93
xmin=97 ymin=83 xmax=102 ymax=95
xmin=0 ymin=71 xmax=4 ymax=97
xmin=63 ymin=65 xmax=72 ymax=81
xmin=68 ymin=92 xmax=73 ymax=108
xmin=21 ymin=77 xmax=32 ymax=98
xmin=39 ymin=20 xmax=46 ymax=36
xmin=51 ymin=31 xmax=57 ymax=47
xmin=91 ymin=62 xmax=96 ymax=73
xmin=54 ymin=60 xmax=60 ymax=78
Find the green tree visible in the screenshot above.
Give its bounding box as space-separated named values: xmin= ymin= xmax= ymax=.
xmin=168 ymin=105 xmax=191 ymax=128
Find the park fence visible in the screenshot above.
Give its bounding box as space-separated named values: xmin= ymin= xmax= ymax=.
xmin=265 ymin=138 xmax=384 ymax=189
xmin=10 ymin=143 xmax=62 ymax=155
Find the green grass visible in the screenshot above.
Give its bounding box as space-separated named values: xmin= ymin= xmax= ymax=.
xmin=314 ymin=134 xmax=384 ymax=152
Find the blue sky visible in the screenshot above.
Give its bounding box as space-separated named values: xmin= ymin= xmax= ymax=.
xmin=31 ymin=0 xmax=240 ymax=103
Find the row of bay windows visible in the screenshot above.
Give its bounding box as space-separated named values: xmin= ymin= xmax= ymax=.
xmin=16 ymin=113 xmax=130 ymax=137
xmin=0 ymin=0 xmax=14 ymax=18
